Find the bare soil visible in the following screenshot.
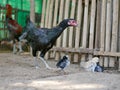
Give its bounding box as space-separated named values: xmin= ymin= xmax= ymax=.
xmin=0 ymin=53 xmax=120 ymax=90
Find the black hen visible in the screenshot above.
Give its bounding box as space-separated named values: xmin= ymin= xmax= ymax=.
xmin=56 ymin=55 xmax=70 ymax=70
xmin=19 ymin=17 xmax=77 ymax=69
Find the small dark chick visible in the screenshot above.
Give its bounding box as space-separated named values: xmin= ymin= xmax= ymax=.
xmin=94 ymin=62 xmax=104 ymax=72
xmin=56 ymin=55 xmax=70 ymax=70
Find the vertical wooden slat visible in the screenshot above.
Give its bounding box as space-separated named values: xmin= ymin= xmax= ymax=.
xmin=110 ymin=0 xmax=119 ymax=67
xmin=62 ymin=0 xmax=70 ymax=48
xmin=55 ymin=0 xmax=64 ymax=60
xmin=30 ymin=0 xmax=35 ymax=55
xmin=44 ymin=0 xmax=50 ymax=27
xmin=48 ymin=0 xmax=54 ymax=28
xmin=45 ymin=0 xmax=54 ymax=59
xmin=43 ymin=0 xmax=50 ymax=59
xmin=100 ymin=0 xmax=106 ymax=65
xmin=104 ymin=0 xmax=112 ymax=67
xmin=88 ymin=0 xmax=96 ymax=59
xmin=30 ymin=0 xmax=35 ymax=23
xmin=95 ymin=0 xmax=101 ymax=49
xmin=61 ymin=0 xmax=70 ymax=58
xmin=118 ymin=0 xmax=120 ymax=71
xmin=40 ymin=0 xmax=46 ymax=27
xmin=74 ymin=0 xmax=83 ymax=62
xmin=81 ymin=0 xmax=89 ymax=62
xmin=53 ymin=0 xmax=59 ymax=26
xmin=68 ymin=0 xmax=76 ymax=62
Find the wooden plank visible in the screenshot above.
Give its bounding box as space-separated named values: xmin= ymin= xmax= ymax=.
xmin=55 ymin=0 xmax=64 ymax=60
xmin=44 ymin=0 xmax=50 ymax=27
xmin=51 ymin=47 xmax=93 ymax=54
xmin=118 ymin=0 xmax=120 ymax=71
xmin=30 ymin=0 xmax=35 ymax=23
xmin=94 ymin=51 xmax=120 ymax=57
xmin=88 ymin=0 xmax=96 ymax=59
xmin=68 ymin=0 xmax=76 ymax=62
xmin=53 ymin=0 xmax=59 ymax=26
xmin=48 ymin=0 xmax=54 ymax=28
xmin=30 ymin=0 xmax=35 ymax=55
xmin=62 ymin=0 xmax=70 ymax=47
xmin=81 ymin=0 xmax=89 ymax=62
xmin=104 ymin=0 xmax=112 ymax=67
xmin=100 ymin=0 xmax=107 ymax=65
xmin=40 ymin=0 xmax=46 ymax=27
xmin=50 ymin=47 xmax=120 ymax=57
xmin=46 ymin=0 xmax=54 ymax=59
xmin=110 ymin=0 xmax=119 ymax=67
xmin=74 ymin=0 xmax=83 ymax=62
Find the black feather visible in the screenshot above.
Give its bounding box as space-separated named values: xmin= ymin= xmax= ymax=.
xmin=19 ymin=18 xmax=77 ymax=58
xmin=56 ymin=56 xmax=70 ymax=70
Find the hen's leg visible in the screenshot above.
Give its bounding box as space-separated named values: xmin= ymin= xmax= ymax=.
xmin=13 ymin=43 xmax=17 ymax=54
xmin=33 ymin=57 xmax=39 ymax=69
xmin=18 ymin=41 xmax=23 ymax=53
xmin=39 ymin=56 xmax=52 ymax=69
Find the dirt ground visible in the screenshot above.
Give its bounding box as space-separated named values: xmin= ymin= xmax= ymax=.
xmin=0 ymin=53 xmax=120 ymax=90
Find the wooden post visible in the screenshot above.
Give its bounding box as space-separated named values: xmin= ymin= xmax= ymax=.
xmin=88 ymin=0 xmax=96 ymax=59
xmin=81 ymin=0 xmax=89 ymax=62
xmin=110 ymin=0 xmax=119 ymax=67
xmin=62 ymin=0 xmax=70 ymax=47
xmin=74 ymin=0 xmax=82 ymax=63
xmin=30 ymin=0 xmax=35 ymax=23
xmin=45 ymin=0 xmax=54 ymax=59
xmin=53 ymin=0 xmax=59 ymax=27
xmin=100 ymin=0 xmax=106 ymax=65
xmin=40 ymin=0 xmax=47 ymax=27
xmin=118 ymin=0 xmax=120 ymax=71
xmin=55 ymin=0 xmax=64 ymax=60
xmin=30 ymin=0 xmax=35 ymax=55
xmin=47 ymin=0 xmax=54 ymax=28
xmin=44 ymin=0 xmax=50 ymax=27
xmin=104 ymin=0 xmax=112 ymax=67
xmin=68 ymin=0 xmax=76 ymax=62
xmin=95 ymin=0 xmax=101 ymax=49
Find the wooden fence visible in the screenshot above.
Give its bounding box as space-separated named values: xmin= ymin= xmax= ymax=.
xmin=40 ymin=0 xmax=120 ymax=70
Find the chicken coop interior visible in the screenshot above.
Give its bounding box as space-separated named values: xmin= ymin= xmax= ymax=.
xmin=0 ymin=0 xmax=120 ymax=71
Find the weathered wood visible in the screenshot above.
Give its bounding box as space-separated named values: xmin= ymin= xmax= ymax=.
xmin=53 ymin=0 xmax=59 ymax=26
xmin=110 ymin=0 xmax=119 ymax=67
xmin=46 ymin=0 xmax=54 ymax=59
xmin=104 ymin=0 xmax=112 ymax=67
xmin=55 ymin=0 xmax=64 ymax=60
xmin=100 ymin=0 xmax=106 ymax=65
xmin=94 ymin=51 xmax=120 ymax=57
xmin=48 ymin=0 xmax=54 ymax=28
xmin=51 ymin=47 xmax=93 ymax=54
xmin=30 ymin=0 xmax=35 ymax=23
xmin=62 ymin=0 xmax=70 ymax=48
xmin=68 ymin=0 xmax=76 ymax=62
xmin=40 ymin=0 xmax=46 ymax=27
xmin=118 ymin=0 xmax=120 ymax=71
xmin=44 ymin=0 xmax=50 ymax=27
xmin=89 ymin=0 xmax=96 ymax=59
xmin=81 ymin=0 xmax=89 ymax=62
xmin=30 ymin=0 xmax=35 ymax=55
xmin=50 ymin=47 xmax=120 ymax=57
xmin=74 ymin=0 xmax=83 ymax=62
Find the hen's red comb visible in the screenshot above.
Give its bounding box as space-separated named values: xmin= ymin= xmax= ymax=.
xmin=6 ymin=4 xmax=12 ymax=9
